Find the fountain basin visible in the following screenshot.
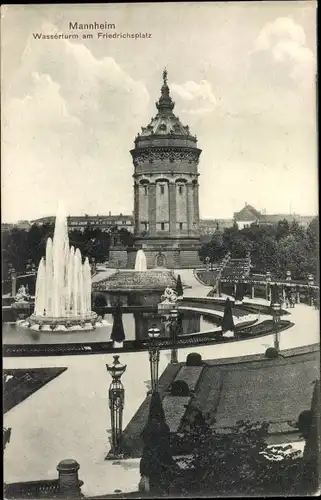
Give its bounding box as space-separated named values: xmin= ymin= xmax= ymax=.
xmin=28 ymin=311 xmax=98 ymax=327
xmin=93 ymin=269 xmax=177 ymax=307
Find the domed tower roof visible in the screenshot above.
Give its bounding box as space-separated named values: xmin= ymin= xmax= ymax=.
xmin=133 ymin=69 xmax=198 ymax=146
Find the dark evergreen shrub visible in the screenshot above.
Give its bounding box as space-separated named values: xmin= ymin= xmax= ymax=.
xmin=170 ymin=380 xmax=190 ymax=396
xmin=265 ymin=347 xmax=279 ymax=359
xmin=297 ymin=410 xmax=312 ymax=439
xmin=186 ymin=353 xmax=202 ymax=366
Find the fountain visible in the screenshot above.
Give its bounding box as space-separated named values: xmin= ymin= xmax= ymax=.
xmin=93 ymin=249 xmax=177 ymax=307
xmin=134 ymin=249 xmax=147 ymax=272
xmin=19 ymin=205 xmax=98 ymax=331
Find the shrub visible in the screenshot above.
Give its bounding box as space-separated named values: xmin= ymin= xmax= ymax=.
xmin=186 ymin=353 xmax=203 ymax=366
xmin=170 ymin=380 xmax=190 ymax=396
xmin=93 ymin=294 xmax=107 ymax=308
xmin=297 ymin=410 xmax=312 ymax=439
xmin=265 ymin=347 xmax=279 ymax=359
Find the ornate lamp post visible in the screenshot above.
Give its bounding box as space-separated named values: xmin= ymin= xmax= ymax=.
xmin=148 ymin=326 xmax=161 ymax=392
xmin=11 ymin=267 xmax=17 ymax=298
xmin=106 ymin=355 xmax=126 ymax=459
xmin=272 ymin=302 xmax=281 ymax=351
xmin=169 ymin=307 xmax=178 ymax=364
xmin=308 ymin=275 xmax=314 ymax=306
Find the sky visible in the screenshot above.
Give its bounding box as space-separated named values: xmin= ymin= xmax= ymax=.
xmin=1 ymin=2 xmax=318 ymax=222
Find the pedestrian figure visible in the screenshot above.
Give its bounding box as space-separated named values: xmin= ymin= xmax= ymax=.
xmin=285 ymin=289 xmax=290 ymax=309
xmin=310 ymin=289 xmax=314 ymax=307
xmin=290 ymin=291 xmax=296 ymax=308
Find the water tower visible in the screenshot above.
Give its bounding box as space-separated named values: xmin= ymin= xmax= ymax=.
xmin=129 ymin=69 xmax=202 ymax=269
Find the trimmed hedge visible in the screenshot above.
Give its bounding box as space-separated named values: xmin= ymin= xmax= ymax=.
xmin=186 ymin=353 xmax=203 ymax=366
xmin=170 ymin=380 xmax=190 ymax=396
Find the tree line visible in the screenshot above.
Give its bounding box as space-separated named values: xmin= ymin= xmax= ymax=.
xmin=199 ymin=218 xmax=319 ymax=280
xmin=1 ymin=223 xmax=134 ymax=281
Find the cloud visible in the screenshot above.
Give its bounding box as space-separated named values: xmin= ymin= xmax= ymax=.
xmin=254 ymin=17 xmax=307 ymax=50
xmin=171 ymin=79 xmax=217 ymax=115
xmin=251 ymin=17 xmax=316 ymax=86
xmin=2 ymin=22 xmax=150 ymax=221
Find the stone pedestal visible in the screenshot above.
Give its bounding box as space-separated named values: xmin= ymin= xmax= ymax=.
xmin=57 ymin=459 xmax=81 ymax=497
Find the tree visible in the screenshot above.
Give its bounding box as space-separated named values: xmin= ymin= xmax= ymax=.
xmin=276 ymin=219 xmax=290 ymax=241
xmin=110 ymin=302 xmax=125 ymax=343
xmin=307 ymin=216 xmax=319 ymax=248
xmin=275 ymin=234 xmax=311 ymax=279
xmin=199 ymin=237 xmax=226 ymax=264
xmin=250 ymin=235 xmax=279 ymax=274
xmin=306 ymin=216 xmax=319 ymax=280
xmin=178 ymin=412 xmax=303 ymax=496
xmin=222 ymin=298 xmax=234 ymax=333
xmin=235 ymin=282 xmax=245 ymax=302
xmin=140 ymin=391 xmax=178 ymax=495
xmin=289 ymin=220 xmax=305 ymax=239
xmin=119 ymin=228 xmax=135 ymax=248
xmin=175 ymin=274 xmax=183 ymax=296
xmin=223 ymin=227 xmax=252 ymax=258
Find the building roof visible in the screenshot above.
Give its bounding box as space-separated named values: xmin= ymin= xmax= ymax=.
xmin=234 ymin=204 xmax=261 ymax=221
xmin=259 ymin=214 xmax=314 ymax=225
xmin=31 ymin=215 xmax=133 ymax=224
xmin=135 ymin=69 xmax=197 ymax=141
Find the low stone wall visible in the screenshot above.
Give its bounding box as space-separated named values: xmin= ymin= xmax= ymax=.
xmin=172 ymin=366 xmax=203 ymax=392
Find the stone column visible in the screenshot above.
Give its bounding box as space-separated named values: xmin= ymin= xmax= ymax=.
xmin=11 ymin=273 xmax=17 ymax=297
xmin=57 ymin=459 xmax=81 ymax=497
xmin=251 ymin=284 xmax=255 ymax=299
xmin=169 ymin=182 xmax=176 ymax=236
xmin=134 ymin=183 xmax=139 ymax=235
xmin=148 ymin=183 xmax=157 ymax=236
xmin=193 ymin=182 xmax=200 ymax=235
xmin=186 ymin=183 xmax=194 ymax=236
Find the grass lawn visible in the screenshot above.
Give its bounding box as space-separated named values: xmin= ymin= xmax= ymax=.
xmin=3 ymin=368 xmax=68 ymax=414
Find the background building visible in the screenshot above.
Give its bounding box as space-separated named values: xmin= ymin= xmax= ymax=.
xmin=30 ymin=213 xmax=134 ymax=233
xmin=199 ymin=219 xmax=234 ymax=235
xmin=233 ymin=203 xmax=314 ymax=230
xmin=233 ymin=204 xmax=262 ymax=229
xmin=1 ymin=220 xmax=31 ymax=231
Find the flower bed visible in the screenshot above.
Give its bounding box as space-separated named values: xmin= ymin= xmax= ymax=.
xmin=162 ymin=396 xmax=191 ymax=433
xmin=3 ymin=367 xmax=67 ymax=413
xmin=237 ymin=320 xmax=293 ymax=338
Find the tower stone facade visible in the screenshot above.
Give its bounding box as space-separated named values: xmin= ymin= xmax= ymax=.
xmin=128 ymin=70 xmax=202 ymax=269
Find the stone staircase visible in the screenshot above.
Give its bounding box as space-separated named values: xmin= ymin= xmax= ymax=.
xmin=221 ymin=253 xmax=251 ymax=280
